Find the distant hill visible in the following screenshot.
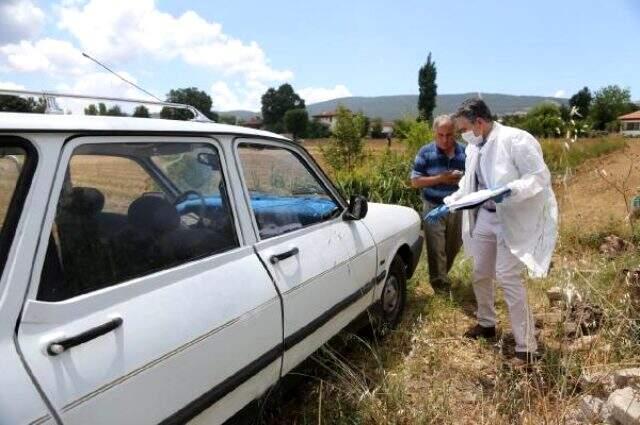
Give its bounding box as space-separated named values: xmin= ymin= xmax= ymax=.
xmin=306 ymin=93 xmax=567 ymax=121
xmin=219 ymin=110 xmax=259 ymax=121
xmin=219 ymin=93 xmax=567 ymax=122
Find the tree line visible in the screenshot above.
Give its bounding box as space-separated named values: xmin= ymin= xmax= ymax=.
xmin=501 ymin=85 xmax=639 ymax=138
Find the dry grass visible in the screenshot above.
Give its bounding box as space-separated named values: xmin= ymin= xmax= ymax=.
xmin=258 ymin=137 xmax=640 ymax=425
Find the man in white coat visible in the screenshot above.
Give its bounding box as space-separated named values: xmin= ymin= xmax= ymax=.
xmin=434 ymin=98 xmax=558 ymax=363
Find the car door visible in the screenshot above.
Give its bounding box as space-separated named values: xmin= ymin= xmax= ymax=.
xmin=234 ymin=138 xmax=377 ymax=373
xmin=16 ymin=136 xmax=282 ymax=425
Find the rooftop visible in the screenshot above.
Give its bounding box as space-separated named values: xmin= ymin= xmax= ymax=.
xmin=619 ymin=111 xmax=640 ymax=121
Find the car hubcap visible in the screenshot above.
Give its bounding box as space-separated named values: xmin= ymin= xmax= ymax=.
xmin=382 ymin=275 xmax=399 ymax=316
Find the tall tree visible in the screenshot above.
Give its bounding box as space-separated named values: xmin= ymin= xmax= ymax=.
xmin=0 ymin=95 xmax=45 ymax=113
xmin=590 ymin=85 xmax=633 ymax=130
xmin=84 ymin=104 xmax=98 ymax=115
xmin=569 ymin=87 xmax=592 ymax=118
xmin=359 ymin=114 xmax=370 ymax=138
xmin=132 ymin=105 xmax=150 ymax=118
xmin=284 ymin=108 xmax=309 ymax=141
xmin=106 ymin=105 xmax=127 ymax=116
xmin=161 ymin=87 xmax=218 ymax=121
xmin=261 ymin=83 xmax=305 ymax=132
xmin=418 ymin=52 xmax=437 ymax=122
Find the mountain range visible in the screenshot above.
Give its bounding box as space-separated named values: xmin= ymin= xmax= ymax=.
xmin=221 ymin=93 xmax=568 ymax=122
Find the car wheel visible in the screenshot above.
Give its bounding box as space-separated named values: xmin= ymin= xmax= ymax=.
xmin=377 ymin=255 xmax=407 ymax=333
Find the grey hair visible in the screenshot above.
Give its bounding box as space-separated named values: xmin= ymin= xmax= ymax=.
xmin=453 ymin=98 xmax=493 ymax=122
xmin=432 ymin=114 xmax=454 ymax=131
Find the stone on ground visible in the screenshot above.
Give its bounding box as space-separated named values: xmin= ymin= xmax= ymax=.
xmin=607 ymin=387 xmax=640 ymax=425
xmin=614 ymin=368 xmax=640 ymax=389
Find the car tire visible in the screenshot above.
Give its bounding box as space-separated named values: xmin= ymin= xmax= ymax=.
xmin=375 ymin=255 xmax=407 ymax=334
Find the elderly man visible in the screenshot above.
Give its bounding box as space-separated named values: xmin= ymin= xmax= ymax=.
xmin=411 ymin=115 xmax=465 ymax=292
xmin=428 ymin=98 xmax=558 ymax=363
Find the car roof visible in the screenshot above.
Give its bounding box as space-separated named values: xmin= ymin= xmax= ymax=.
xmin=0 ymin=112 xmax=288 ymax=140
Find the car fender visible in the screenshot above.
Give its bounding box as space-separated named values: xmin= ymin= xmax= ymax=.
xmin=360 ymin=203 xmax=422 ymax=299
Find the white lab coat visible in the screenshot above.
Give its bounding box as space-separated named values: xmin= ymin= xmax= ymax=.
xmin=444 ymin=122 xmax=558 ymax=277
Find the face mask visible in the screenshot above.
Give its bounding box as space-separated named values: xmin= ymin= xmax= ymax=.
xmin=461 ymin=130 xmax=483 ymax=145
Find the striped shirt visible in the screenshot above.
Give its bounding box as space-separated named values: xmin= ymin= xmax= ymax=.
xmin=411 ymin=142 xmax=466 ymax=204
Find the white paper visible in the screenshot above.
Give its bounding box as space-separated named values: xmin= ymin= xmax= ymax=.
xmin=448 ymin=187 xmax=510 ymax=211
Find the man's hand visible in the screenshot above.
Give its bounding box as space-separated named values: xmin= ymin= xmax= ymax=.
xmin=439 ymin=170 xmax=463 ymax=185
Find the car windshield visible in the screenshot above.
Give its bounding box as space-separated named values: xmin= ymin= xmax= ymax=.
xmin=151 ymin=148 xmax=223 ymax=197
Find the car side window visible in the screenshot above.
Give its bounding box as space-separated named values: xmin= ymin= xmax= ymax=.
xmin=237 ymin=142 xmax=342 ymax=239
xmin=37 ymin=142 xmax=239 ymax=302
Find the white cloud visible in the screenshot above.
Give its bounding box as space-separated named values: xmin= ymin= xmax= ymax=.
xmin=0 ymin=0 xmax=45 ymax=43
xmin=553 ymin=89 xmax=566 ymax=98
xmin=0 ymin=38 xmax=88 ymax=75
xmin=57 ymin=0 xmax=292 ymax=82
xmin=299 ymin=84 xmax=352 ymax=104
xmin=0 ymin=81 xmax=25 ymax=90
xmin=211 ymin=80 xmax=267 ymax=111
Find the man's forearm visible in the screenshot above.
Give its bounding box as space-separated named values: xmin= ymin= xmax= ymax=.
xmin=411 ymin=175 xmax=442 ymax=188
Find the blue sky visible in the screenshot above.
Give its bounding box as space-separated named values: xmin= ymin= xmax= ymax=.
xmin=0 ymin=0 xmax=638 ymax=111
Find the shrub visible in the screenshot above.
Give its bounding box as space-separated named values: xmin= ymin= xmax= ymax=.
xmin=307 ymin=120 xmax=331 ymax=138
xmin=334 ymin=150 xmax=421 ymax=210
xmin=321 ymin=106 xmax=365 ymax=171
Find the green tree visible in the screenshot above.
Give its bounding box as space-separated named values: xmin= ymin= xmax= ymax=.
xmin=84 ymin=104 xmax=98 ymax=115
xmin=418 ymin=52 xmax=437 ymax=122
xmin=0 ymin=95 xmax=45 ymax=113
xmin=523 ymin=102 xmax=564 ymax=138
xmin=321 ymin=106 xmax=364 ymax=171
xmin=500 ymin=113 xmax=527 ymax=129
xmin=359 ymin=114 xmax=370 ymax=137
xmin=132 ymin=105 xmax=150 ymax=118
xmin=307 ymin=120 xmax=331 ymax=138
xmin=370 ymin=117 xmax=384 ymax=138
xmin=402 ymin=119 xmax=432 ymax=154
xmin=392 ymin=116 xmax=418 ymax=139
xmin=590 ymin=85 xmax=634 ymax=130
xmin=98 ymin=103 xmax=108 ymax=116
xmin=160 ymin=87 xmax=218 ymax=121
xmin=261 ymin=83 xmax=305 ymax=132
xmin=569 ymin=87 xmax=592 ymax=118
xmin=105 ymin=105 xmax=127 ymax=116
xmin=284 ymin=108 xmax=309 ymax=140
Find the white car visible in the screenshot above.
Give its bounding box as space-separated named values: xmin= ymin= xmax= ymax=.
xmin=0 ymin=92 xmax=422 ymax=425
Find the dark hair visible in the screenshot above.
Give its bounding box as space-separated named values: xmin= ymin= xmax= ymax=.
xmin=453 ymin=98 xmax=493 ymax=122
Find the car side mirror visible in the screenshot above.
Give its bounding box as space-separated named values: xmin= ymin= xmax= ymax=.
xmin=343 ymin=195 xmax=368 ymax=221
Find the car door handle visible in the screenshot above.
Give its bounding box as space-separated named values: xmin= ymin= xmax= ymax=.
xmin=269 ymin=247 xmax=299 ymax=264
xmin=47 ymin=317 xmax=123 ymax=356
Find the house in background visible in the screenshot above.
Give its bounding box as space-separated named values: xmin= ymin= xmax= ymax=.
xmin=312 ymin=111 xmax=339 ymax=132
xmin=619 ymin=111 xmax=640 ymax=137
xmin=382 ymin=122 xmax=394 ymax=136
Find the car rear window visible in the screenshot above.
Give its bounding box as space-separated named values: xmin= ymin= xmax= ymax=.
xmin=0 ymin=140 xmax=36 ymax=276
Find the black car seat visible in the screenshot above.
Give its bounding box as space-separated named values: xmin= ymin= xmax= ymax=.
xmin=55 ymin=187 xmax=115 ymax=296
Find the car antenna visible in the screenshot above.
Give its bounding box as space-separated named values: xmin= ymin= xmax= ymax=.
xmin=82 ymin=52 xmax=162 ymax=102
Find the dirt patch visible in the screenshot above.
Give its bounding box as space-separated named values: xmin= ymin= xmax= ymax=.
xmin=557 ymin=139 xmax=640 ymax=230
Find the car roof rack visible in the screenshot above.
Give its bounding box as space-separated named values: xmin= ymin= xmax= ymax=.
xmin=0 ymin=89 xmax=213 ymax=122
